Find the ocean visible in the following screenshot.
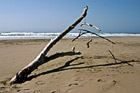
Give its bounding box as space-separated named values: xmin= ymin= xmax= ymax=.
xmin=0 ymin=32 xmax=140 ymax=40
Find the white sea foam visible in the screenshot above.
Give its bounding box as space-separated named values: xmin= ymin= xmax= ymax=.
xmin=0 ymin=32 xmax=140 ymax=40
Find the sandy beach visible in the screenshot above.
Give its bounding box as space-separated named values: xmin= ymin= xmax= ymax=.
xmin=0 ymin=37 xmax=140 ymax=93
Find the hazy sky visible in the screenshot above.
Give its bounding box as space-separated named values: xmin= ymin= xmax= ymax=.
xmin=0 ymin=0 xmax=140 ymax=33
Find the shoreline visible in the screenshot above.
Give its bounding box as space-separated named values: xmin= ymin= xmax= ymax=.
xmin=0 ymin=32 xmax=140 ymax=40
xmin=0 ymin=36 xmax=140 ymax=40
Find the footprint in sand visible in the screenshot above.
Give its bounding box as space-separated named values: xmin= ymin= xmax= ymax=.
xmin=33 ymin=90 xmax=42 ymax=93
xmin=68 ymin=83 xmax=78 ymax=87
xmin=112 ymin=80 xmax=117 ymax=85
xmin=51 ymin=91 xmax=57 ymax=93
xmin=97 ymin=79 xmax=105 ymax=83
xmin=35 ymin=81 xmax=45 ymax=85
xmin=50 ymin=89 xmax=60 ymax=93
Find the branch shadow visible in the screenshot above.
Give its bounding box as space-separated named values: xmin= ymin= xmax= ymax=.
xmin=26 ymin=56 xmax=140 ymax=82
xmin=64 ymin=59 xmax=139 ymax=70
xmin=26 ymin=56 xmax=84 ymax=82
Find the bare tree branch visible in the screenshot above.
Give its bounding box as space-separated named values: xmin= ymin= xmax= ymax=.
xmin=86 ymin=39 xmax=92 ymax=48
xmin=9 ymin=6 xmax=88 ymax=85
xmin=46 ymin=51 xmax=81 ymax=62
xmin=79 ymin=29 xmax=116 ymax=44
xmin=108 ymin=50 xmax=117 ymax=63
xmin=108 ymin=50 xmax=134 ymax=66
xmin=72 ymin=31 xmax=87 ymax=42
xmin=71 ymin=46 xmax=75 ymax=51
xmin=80 ymin=23 xmax=101 ymax=31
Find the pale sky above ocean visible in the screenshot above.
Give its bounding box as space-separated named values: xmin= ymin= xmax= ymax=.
xmin=0 ymin=0 xmax=140 ymax=33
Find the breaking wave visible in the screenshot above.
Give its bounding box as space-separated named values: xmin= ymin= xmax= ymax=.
xmin=0 ymin=32 xmax=140 ymax=39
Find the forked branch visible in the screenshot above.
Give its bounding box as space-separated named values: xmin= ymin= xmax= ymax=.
xmin=9 ymin=6 xmax=88 ymax=85
xmin=79 ymin=29 xmax=115 ymax=44
xmin=72 ymin=30 xmax=87 ymax=42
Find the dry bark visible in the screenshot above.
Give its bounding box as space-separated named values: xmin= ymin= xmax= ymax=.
xmin=9 ymin=6 xmax=88 ymax=84
xmin=79 ymin=29 xmax=115 ymax=44
xmin=86 ymin=39 xmax=92 ymax=48
xmin=72 ymin=31 xmax=86 ymax=42
xmin=108 ymin=50 xmax=117 ymax=63
xmin=80 ymin=23 xmax=101 ymax=31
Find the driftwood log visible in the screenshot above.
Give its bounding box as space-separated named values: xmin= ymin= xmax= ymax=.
xmin=9 ymin=6 xmax=88 ymax=84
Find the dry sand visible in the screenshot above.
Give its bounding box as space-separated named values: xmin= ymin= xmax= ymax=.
xmin=0 ymin=37 xmax=140 ymax=93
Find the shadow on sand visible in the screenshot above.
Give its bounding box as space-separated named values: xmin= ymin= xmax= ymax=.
xmin=25 ymin=56 xmax=140 ymax=82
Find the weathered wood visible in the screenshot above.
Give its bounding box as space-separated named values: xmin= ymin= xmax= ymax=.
xmin=108 ymin=50 xmax=117 ymax=63
xmin=108 ymin=50 xmax=133 ymax=66
xmin=72 ymin=30 xmax=87 ymax=42
xmin=79 ymin=29 xmax=116 ymax=44
xmin=9 ymin=6 xmax=88 ymax=84
xmin=80 ymin=23 xmax=101 ymax=31
xmin=71 ymin=46 xmax=75 ymax=51
xmin=46 ymin=51 xmax=81 ymax=62
xmin=86 ymin=39 xmax=92 ymax=48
